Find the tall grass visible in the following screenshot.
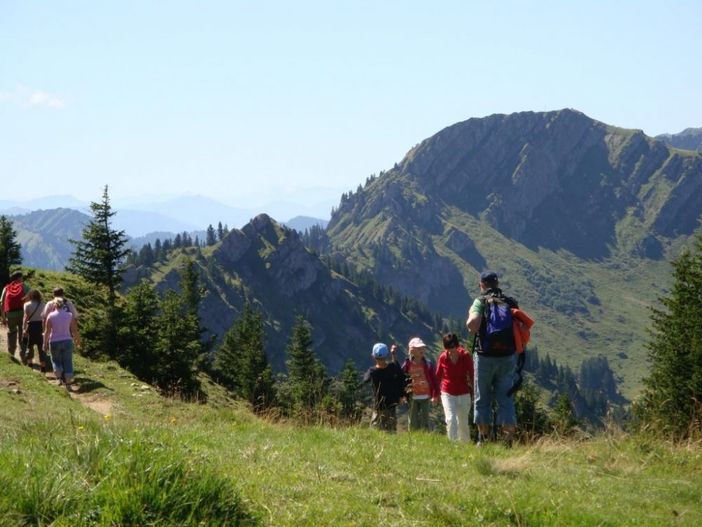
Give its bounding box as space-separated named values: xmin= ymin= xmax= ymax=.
xmin=0 ymin=416 xmax=255 ymax=526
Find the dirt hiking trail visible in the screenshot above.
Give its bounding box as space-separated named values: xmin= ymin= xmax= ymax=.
xmin=0 ymin=331 xmax=114 ymax=417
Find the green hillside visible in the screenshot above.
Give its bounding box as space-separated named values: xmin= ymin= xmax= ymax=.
xmin=1 ymin=340 xmax=700 ymax=526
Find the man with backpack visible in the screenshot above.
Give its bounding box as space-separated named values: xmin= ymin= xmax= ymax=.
xmin=1 ymin=270 xmax=30 ymax=357
xmin=466 ymin=271 xmax=524 ymax=446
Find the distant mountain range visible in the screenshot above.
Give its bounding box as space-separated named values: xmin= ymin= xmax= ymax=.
xmin=1 ymin=194 xmax=334 ymax=237
xmin=656 ymin=127 xmax=702 ymax=152
xmin=4 ymin=206 xmax=327 ymax=271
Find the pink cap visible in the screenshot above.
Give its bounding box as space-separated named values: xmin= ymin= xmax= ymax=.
xmin=408 ymin=337 xmax=426 ymax=349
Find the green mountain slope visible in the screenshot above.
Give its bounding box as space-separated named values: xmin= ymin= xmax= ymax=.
xmin=324 ymin=109 xmax=702 ymax=397
xmin=11 ymin=208 xmax=89 ymax=271
xmin=134 ymin=213 xmax=442 ymax=373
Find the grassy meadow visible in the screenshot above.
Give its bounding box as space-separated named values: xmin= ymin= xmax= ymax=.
xmin=0 ymin=345 xmax=700 ymax=526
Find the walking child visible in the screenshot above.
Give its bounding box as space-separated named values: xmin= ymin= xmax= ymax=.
xmin=401 ymin=337 xmax=439 ymax=431
xmin=363 ymin=343 xmax=407 ymax=432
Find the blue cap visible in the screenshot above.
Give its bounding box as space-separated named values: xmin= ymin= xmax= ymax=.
xmin=480 ymin=270 xmax=498 ymax=283
xmin=371 ymin=343 xmax=390 ymax=360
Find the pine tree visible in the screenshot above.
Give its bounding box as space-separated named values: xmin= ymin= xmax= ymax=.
xmin=153 ymin=291 xmax=202 ymax=398
xmin=332 ymin=359 xmax=363 ymax=421
xmin=178 ymin=258 xmax=211 ymax=369
xmin=67 ymin=186 xmax=129 ymax=358
xmin=639 ymin=235 xmax=702 ymax=437
xmin=180 ymin=259 xmax=203 ymax=317
xmin=284 ymin=315 xmax=327 ymax=414
xmin=153 ymin=238 xmax=162 ymax=261
xmin=67 ymin=186 xmax=129 ymax=307
xmin=552 ymin=393 xmax=578 ymax=435
xmin=120 ymin=282 xmax=160 ymax=381
xmin=215 ymin=303 xmax=274 ymax=411
xmin=514 ymin=380 xmax=552 ymax=440
xmin=217 ymin=221 xmax=225 ymax=241
xmin=0 ymin=215 xmax=22 ymax=287
xmin=206 ymin=224 xmax=217 ymax=246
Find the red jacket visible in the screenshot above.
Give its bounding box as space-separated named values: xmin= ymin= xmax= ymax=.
xmin=435 ymin=347 xmax=474 ymax=396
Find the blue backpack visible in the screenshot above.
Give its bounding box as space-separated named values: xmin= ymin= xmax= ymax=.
xmin=479 ymin=291 xmax=517 ymax=356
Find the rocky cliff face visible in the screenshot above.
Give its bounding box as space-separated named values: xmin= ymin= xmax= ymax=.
xmin=386 ymin=110 xmax=702 ymax=257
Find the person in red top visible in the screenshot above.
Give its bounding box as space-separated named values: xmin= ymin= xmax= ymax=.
xmin=435 ymin=333 xmax=474 ymax=442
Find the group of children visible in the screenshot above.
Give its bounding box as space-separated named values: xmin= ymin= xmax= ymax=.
xmin=364 ymin=333 xmax=475 ymax=441
xmin=1 ymin=271 xmax=81 ymax=388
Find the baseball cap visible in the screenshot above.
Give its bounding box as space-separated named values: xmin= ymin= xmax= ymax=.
xmin=371 ymin=343 xmax=390 ymax=360
xmin=480 ymin=270 xmax=498 ymax=283
xmin=408 ymin=337 xmax=426 ymax=349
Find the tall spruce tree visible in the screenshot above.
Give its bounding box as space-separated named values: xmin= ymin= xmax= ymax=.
xmin=119 ymin=281 xmax=160 ymax=381
xmin=332 ymin=359 xmax=363 ymax=421
xmin=215 ymin=302 xmax=274 ymax=411
xmin=639 ymin=235 xmax=702 ymax=437
xmin=0 ymin=215 xmax=21 ymax=287
xmin=206 ymin=224 xmax=217 ymax=246
xmin=67 ymin=186 xmax=129 ymax=358
xmin=67 ymin=186 xmax=129 ymax=306
xmin=153 ymin=290 xmax=202 ymax=398
xmin=284 ymin=315 xmax=327 ymax=414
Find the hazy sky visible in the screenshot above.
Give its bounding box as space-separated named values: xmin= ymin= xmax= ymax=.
xmin=2 ymin=0 xmax=700 ymax=211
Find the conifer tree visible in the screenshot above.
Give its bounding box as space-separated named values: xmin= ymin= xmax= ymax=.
xmin=332 ymin=359 xmax=363 ymax=421
xmin=67 ymin=186 xmax=129 ymax=358
xmin=284 ymin=315 xmax=327 ymax=414
xmin=206 ymin=224 xmax=217 ymax=246
xmin=639 ymin=235 xmax=702 ymax=437
xmin=180 ymin=258 xmax=203 ymax=317
xmin=217 ymin=221 xmax=225 ymax=241
xmin=67 ymin=186 xmax=129 ymax=306
xmin=0 ymin=215 xmax=21 ymax=287
xmin=120 ymin=281 xmax=160 ymax=380
xmin=552 ymin=393 xmax=578 ymax=435
xmin=153 ymin=290 xmax=202 ymax=397
xmin=215 ymin=303 xmax=274 ymax=411
xmin=178 ymin=258 xmax=212 ymax=369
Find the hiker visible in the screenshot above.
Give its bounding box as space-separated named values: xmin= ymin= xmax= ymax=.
xmin=466 ymin=270 xmax=522 ymax=446
xmin=43 ymin=297 xmax=80 ymax=388
xmin=435 ymin=333 xmax=474 ymax=442
xmin=363 ymin=343 xmax=407 ymax=432
xmin=42 ymin=287 xmax=79 ymax=321
xmin=23 ymin=290 xmax=49 ymax=371
xmin=401 ymin=337 xmax=439 ymax=431
xmin=1 ymin=270 xmax=30 ymax=358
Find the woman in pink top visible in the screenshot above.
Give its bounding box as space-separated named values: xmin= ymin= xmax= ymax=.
xmin=435 ymin=333 xmax=474 ymax=442
xmin=43 ymin=298 xmax=80 ymax=388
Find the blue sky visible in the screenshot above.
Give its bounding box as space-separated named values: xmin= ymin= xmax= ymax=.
xmin=1 ymin=1 xmax=700 ymax=216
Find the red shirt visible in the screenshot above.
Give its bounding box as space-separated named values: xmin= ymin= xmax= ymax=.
xmin=435 ymin=347 xmax=474 ymax=396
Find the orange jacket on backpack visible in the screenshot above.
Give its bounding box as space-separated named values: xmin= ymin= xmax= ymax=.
xmin=511 ymin=308 xmax=535 ymax=354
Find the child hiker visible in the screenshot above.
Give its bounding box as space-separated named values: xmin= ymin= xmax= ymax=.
xmin=363 ymin=343 xmax=407 ymax=432
xmin=401 ymin=337 xmax=439 ymax=431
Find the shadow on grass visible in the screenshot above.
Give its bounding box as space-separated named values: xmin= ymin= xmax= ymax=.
xmin=72 ymin=376 xmax=112 ymax=394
